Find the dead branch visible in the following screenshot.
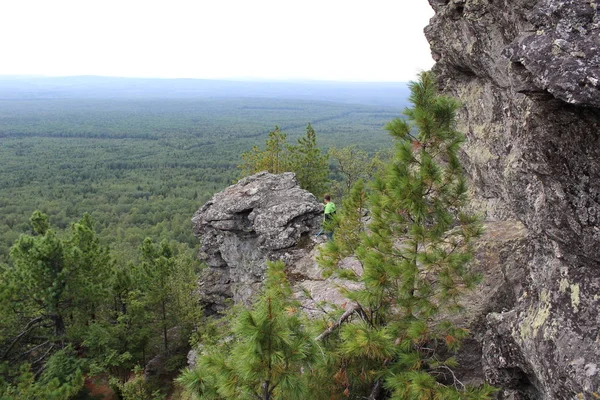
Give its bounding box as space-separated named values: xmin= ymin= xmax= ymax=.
xmin=431 ymin=364 xmax=465 ymax=391
xmin=2 ymin=316 xmax=43 ymax=359
xmin=20 ymin=340 xmax=50 ymax=357
xmin=368 ymin=378 xmax=383 ymax=400
xmin=315 ymin=304 xmax=360 ymax=341
xmin=31 ymin=343 xmax=54 ymax=367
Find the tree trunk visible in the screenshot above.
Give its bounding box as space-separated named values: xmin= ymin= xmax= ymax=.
xmin=52 ymin=314 xmax=66 ymax=339
xmin=162 ymin=300 xmax=168 ymax=352
xmin=262 ymin=380 xmax=271 ymax=400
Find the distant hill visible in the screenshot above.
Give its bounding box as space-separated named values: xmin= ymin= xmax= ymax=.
xmin=0 ymin=76 xmax=410 ymax=108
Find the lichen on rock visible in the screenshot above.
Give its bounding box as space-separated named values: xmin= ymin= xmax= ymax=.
xmin=426 ymin=0 xmax=600 ymax=397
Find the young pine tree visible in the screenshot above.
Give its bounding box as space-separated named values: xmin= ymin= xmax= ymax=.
xmin=2 ymin=212 xmax=111 ymax=353
xmin=136 ymin=238 xmax=199 ymax=354
xmin=319 ymin=72 xmax=494 ymax=399
xmin=239 ymin=124 xmax=329 ymax=197
xmin=317 ymin=179 xmax=369 ymax=278
xmin=239 ymin=126 xmax=290 ymax=176
xmin=178 ymin=261 xmax=320 ymax=400
xmin=288 ymin=123 xmax=329 ymax=197
xmin=1 ymin=213 xmax=111 ymax=398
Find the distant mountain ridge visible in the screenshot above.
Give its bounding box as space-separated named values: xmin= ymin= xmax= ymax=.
xmin=0 ymin=75 xmax=410 ymax=108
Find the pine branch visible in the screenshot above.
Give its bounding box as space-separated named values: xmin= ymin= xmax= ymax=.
xmin=20 ymin=340 xmax=50 ymax=357
xmin=32 ymin=343 xmax=54 ymax=368
xmin=315 ymin=304 xmax=360 ymax=341
xmin=300 ymin=287 xmax=330 ymax=315
xmin=2 ymin=316 xmax=44 ymax=359
xmin=368 ymin=378 xmax=383 ymax=400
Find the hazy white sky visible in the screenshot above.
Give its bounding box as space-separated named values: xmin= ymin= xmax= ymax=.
xmin=0 ymin=1 xmax=435 ymax=82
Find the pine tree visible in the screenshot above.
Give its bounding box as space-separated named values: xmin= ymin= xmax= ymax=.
xmin=2 ymin=212 xmax=111 ymax=350
xmin=239 ymin=124 xmax=330 ymax=196
xmin=181 ymin=72 xmax=495 ymax=400
xmin=178 ymin=261 xmax=320 ymax=400
xmin=138 ymin=238 xmax=175 ymax=353
xmin=136 ymin=238 xmax=199 ymax=354
xmin=317 ymin=179 xmax=368 ymax=278
xmin=66 ymin=213 xmax=113 ymax=332
xmin=318 ymin=72 xmax=494 ymax=399
xmin=0 ymin=212 xmax=111 ymax=398
xmin=328 ymin=145 xmax=389 ymax=200
xmin=288 ymin=123 xmax=329 ymax=196
xmin=84 ymin=261 xmax=152 ymax=384
xmin=0 ymin=347 xmax=85 ymax=400
xmin=239 ymin=126 xmax=290 ymax=176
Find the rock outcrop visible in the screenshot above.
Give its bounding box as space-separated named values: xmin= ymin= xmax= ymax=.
xmin=426 ymin=1 xmax=600 ymax=398
xmin=192 ymin=172 xmax=322 ymax=312
xmin=192 ymin=171 xmax=356 ymax=315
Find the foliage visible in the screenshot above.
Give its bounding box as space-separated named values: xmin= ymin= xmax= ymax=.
xmin=178 ymin=72 xmax=495 ymax=399
xmin=239 ymin=126 xmax=290 ymax=175
xmin=136 ymin=238 xmax=201 ymax=352
xmin=114 ymin=366 xmax=165 ymax=400
xmin=317 ymin=179 xmax=369 ymax=278
xmin=178 ymin=261 xmax=321 ymax=400
xmin=328 ymin=145 xmax=390 ymax=200
xmin=0 ymin=213 xmax=112 ymax=396
xmin=0 ymin=79 xmax=498 ymax=398
xmin=0 ymin=347 xmax=84 ymax=400
xmin=0 ymin=97 xmax=394 ymax=266
xmin=287 ymin=123 xmax=330 ymax=196
xmin=239 ymin=123 xmax=330 ymax=196
xmin=0 ymin=213 xmax=203 ymax=397
xmin=317 ymin=71 xmax=493 ymax=399
xmin=1 ymin=212 xmax=111 ymax=357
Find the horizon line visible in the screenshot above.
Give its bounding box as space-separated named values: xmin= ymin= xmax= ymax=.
xmin=0 ymin=74 xmax=411 ymax=84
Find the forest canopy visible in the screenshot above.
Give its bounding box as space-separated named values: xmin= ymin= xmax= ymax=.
xmin=0 ymin=96 xmax=398 ymax=265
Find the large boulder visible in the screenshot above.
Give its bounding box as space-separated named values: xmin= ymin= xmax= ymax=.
xmin=426 ymin=1 xmax=600 ymax=398
xmin=192 ymin=172 xmax=325 ymax=312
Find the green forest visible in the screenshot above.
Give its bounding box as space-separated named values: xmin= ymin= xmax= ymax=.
xmin=0 ymin=75 xmax=495 ymax=399
xmin=0 ymin=96 xmax=398 ymax=265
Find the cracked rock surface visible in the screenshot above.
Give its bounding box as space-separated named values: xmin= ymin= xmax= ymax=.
xmin=192 ymin=171 xmax=355 ymax=314
xmin=426 ymin=1 xmax=600 ymax=398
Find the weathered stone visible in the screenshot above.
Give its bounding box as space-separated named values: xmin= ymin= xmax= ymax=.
xmin=192 ymin=171 xmax=323 ymax=312
xmin=192 ymin=171 xmax=364 ymax=323
xmin=451 ymin=221 xmax=532 ymax=388
xmin=192 ymin=171 xmax=360 ymax=314
xmin=288 ymin=249 xmax=363 ymax=317
xmin=426 ymin=1 xmax=600 ymax=397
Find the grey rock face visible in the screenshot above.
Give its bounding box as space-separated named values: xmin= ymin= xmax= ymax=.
xmin=453 ymin=221 xmax=533 ymax=389
xmin=426 ymin=1 xmax=600 ymax=398
xmin=192 ymin=172 xmax=324 ymax=312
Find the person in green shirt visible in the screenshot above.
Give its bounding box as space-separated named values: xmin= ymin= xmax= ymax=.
xmin=316 ymin=194 xmax=336 ymax=240
xmin=323 ymin=194 xmax=336 ymax=219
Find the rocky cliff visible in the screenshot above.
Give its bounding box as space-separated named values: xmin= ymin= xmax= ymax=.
xmin=190 ymin=176 xmax=537 ymax=397
xmin=426 ymin=1 xmax=600 ymax=398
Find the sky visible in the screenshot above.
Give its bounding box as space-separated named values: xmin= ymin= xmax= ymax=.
xmin=0 ymin=1 xmax=435 ymax=82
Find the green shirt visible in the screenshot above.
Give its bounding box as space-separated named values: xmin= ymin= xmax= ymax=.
xmin=324 ymin=201 xmax=336 ymax=215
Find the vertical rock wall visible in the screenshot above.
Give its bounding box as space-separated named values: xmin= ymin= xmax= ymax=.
xmin=426 ymin=1 xmax=600 ymax=398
